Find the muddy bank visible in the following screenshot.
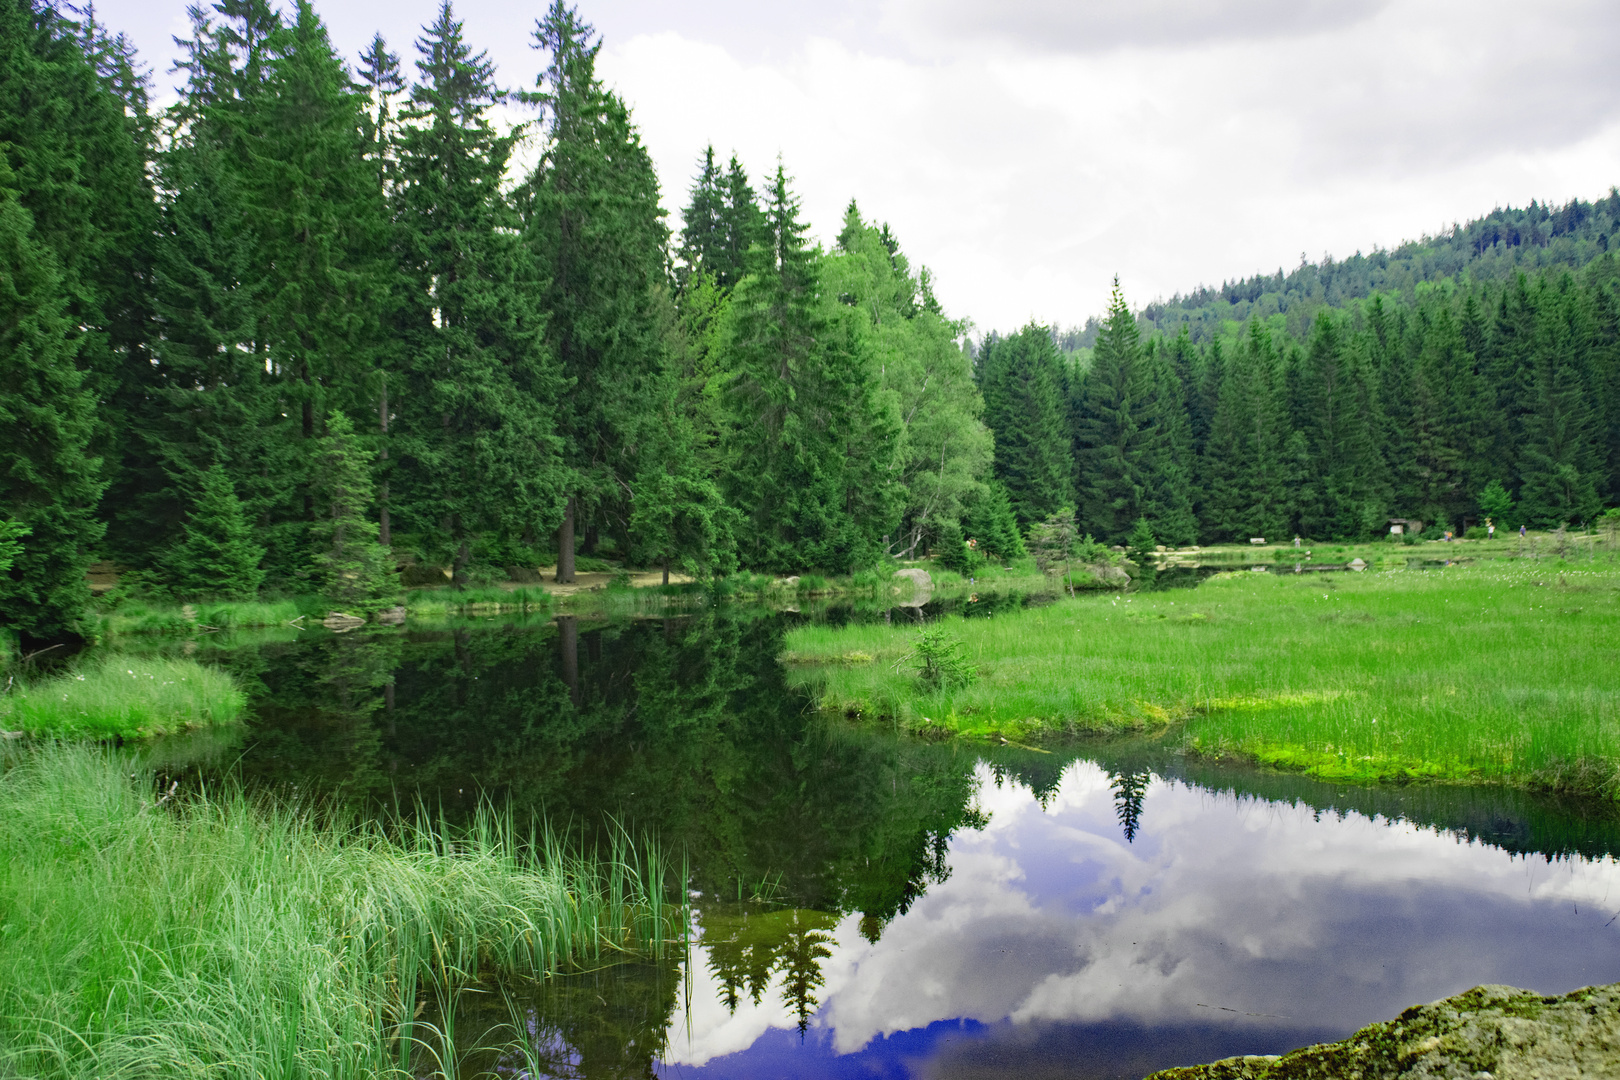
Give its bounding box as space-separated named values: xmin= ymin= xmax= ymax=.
xmin=1145 ymin=982 xmax=1619 ymax=1079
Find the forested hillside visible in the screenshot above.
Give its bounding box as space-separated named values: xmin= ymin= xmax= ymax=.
xmin=1053 ymin=193 xmax=1620 ymax=350
xmin=2 ymin=0 xmax=1618 ymax=647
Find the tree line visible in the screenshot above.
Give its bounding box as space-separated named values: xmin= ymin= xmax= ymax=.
xmin=3 ymin=0 xmax=1618 ymax=645
xmin=984 ymin=268 xmax=1620 ymax=548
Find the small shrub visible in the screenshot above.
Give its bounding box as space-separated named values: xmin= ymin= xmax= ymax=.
xmin=1465 ymin=526 xmax=1488 ymax=540
xmin=910 ymin=626 xmax=977 ymax=689
xmin=797 ymin=574 xmax=830 ymax=593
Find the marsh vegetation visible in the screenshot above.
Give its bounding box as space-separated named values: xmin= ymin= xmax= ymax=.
xmin=784 ymin=560 xmax=1620 ymax=797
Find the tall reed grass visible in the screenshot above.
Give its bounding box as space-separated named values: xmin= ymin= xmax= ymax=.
xmin=784 ymin=562 xmax=1620 ymax=795
xmin=0 ymin=744 xmax=686 ymax=1078
xmin=2 ymin=654 xmax=245 ymax=738
xmin=98 ymin=597 xmax=311 ymax=636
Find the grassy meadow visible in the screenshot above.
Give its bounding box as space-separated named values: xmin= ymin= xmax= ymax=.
xmin=1 ymin=654 xmax=246 ymax=739
xmin=0 ymin=744 xmax=686 ymax=1079
xmin=782 ymin=559 xmax=1620 ymax=796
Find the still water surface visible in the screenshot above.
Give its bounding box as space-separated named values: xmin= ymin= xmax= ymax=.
xmin=147 ymin=599 xmax=1620 ymax=1078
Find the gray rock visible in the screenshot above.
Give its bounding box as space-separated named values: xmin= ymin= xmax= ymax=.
xmin=1145 ymin=981 xmax=1620 ymax=1079
xmin=893 ymin=568 xmax=932 ymax=588
xmin=322 ymin=612 xmax=367 ymax=631
xmin=1087 ymin=564 xmax=1131 ymax=586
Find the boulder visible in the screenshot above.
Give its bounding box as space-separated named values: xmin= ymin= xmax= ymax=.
xmin=1145 ymin=981 xmax=1620 ymax=1080
xmin=1088 ymin=564 xmax=1131 ymax=586
xmin=374 ymin=605 xmax=407 ymax=625
xmin=322 ymin=611 xmax=367 ymax=631
xmin=893 ymin=568 xmax=932 ymax=588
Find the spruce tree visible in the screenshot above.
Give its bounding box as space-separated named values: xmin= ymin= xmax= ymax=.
xmin=0 ymin=157 xmax=103 ymax=641
xmin=393 ymin=1 xmax=563 ymax=583
xmin=1199 ymin=321 xmax=1292 ymax=541
xmin=166 ymin=463 xmax=266 ymax=601
xmin=676 ymin=145 xmax=726 ymax=293
xmin=521 ymin=0 xmax=668 ymax=580
xmin=1075 ymin=281 xmax=1192 ymax=545
xmin=716 ymin=153 xmax=765 ymax=290
xmin=1517 ymin=276 xmax=1602 ymax=525
xmin=979 ymin=324 xmax=1069 ymax=528
xmin=721 ymin=163 xmax=899 ymax=572
xmin=1 ymin=0 xmax=155 ymax=572
xmin=311 ymin=412 xmax=397 ymax=613
xmin=1294 ymin=312 xmax=1386 ymax=539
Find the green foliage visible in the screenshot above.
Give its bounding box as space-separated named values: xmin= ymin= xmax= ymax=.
xmin=1 ymin=654 xmax=245 ymax=738
xmin=0 ymin=518 xmax=29 ymax=575
xmin=910 ymin=625 xmax=977 ymax=690
xmin=165 ymin=463 xmax=266 ymax=601
xmin=1074 ymin=279 xmax=1194 ymax=545
xmin=311 ymin=412 xmax=398 ymax=613
xmin=0 ymin=154 xmax=103 ymax=642
xmin=391 ymin=4 xmax=563 ymax=580
xmin=932 ymin=519 xmax=985 ymax=577
xmin=1479 ymin=479 xmax=1516 ymax=528
xmin=979 ymin=323 xmax=1070 ymax=528
xmin=721 ymin=165 xmax=900 ymax=573
xmin=961 ymin=481 xmax=1026 ymax=562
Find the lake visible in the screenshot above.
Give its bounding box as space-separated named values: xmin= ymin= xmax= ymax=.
xmin=143 ymin=599 xmax=1620 ymax=1079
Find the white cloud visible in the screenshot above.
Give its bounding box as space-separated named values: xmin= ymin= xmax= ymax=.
xmin=76 ymin=0 xmax=1620 ymax=331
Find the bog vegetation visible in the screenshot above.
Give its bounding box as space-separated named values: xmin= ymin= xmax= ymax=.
xmin=784 ymin=556 xmax=1620 ymax=798
xmin=0 ymin=744 xmax=686 ymax=1077
xmin=2 ymin=0 xmax=1618 ymax=654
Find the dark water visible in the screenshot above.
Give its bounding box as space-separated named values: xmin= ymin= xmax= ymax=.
xmin=141 ymin=600 xmax=1620 ymax=1079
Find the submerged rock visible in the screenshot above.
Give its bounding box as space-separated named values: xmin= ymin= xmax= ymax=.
xmin=1145 ymin=981 xmax=1620 ymax=1079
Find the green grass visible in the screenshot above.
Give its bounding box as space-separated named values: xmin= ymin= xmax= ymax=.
xmin=0 ymin=744 xmax=686 ymax=1078
xmin=99 ymin=597 xmax=312 ymax=636
xmin=782 ymin=562 xmax=1620 ymax=796
xmin=1 ymin=654 xmax=246 ymax=738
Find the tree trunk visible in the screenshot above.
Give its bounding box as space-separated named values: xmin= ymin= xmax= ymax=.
xmin=556 ymin=498 xmax=576 ymax=583
xmin=452 ymin=539 xmax=470 ymax=588
xmin=662 ymin=557 xmax=670 ymax=586
xmin=557 ymin=615 xmax=579 ymax=707
xmin=582 ymin=522 xmax=599 ymax=557
xmin=378 ymin=382 xmax=391 ymax=547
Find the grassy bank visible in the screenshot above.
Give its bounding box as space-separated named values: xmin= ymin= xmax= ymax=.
xmin=782 ymin=562 xmax=1620 ymax=796
xmin=0 ymin=744 xmax=685 ymax=1078
xmin=96 ymin=596 xmax=313 ymax=636
xmin=1 ymin=654 xmax=245 ymax=738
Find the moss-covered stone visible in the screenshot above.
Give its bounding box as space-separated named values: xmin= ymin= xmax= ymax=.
xmin=1145 ymin=982 xmax=1620 ymax=1079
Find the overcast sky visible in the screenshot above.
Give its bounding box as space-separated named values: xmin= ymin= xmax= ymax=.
xmin=88 ymin=0 xmax=1620 ymax=333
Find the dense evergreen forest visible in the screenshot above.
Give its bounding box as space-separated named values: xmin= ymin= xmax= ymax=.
xmin=2 ymin=0 xmax=1618 ymax=644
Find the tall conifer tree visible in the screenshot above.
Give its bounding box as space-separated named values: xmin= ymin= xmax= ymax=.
xmin=979 ymin=324 xmax=1069 ymax=528
xmin=521 ymin=0 xmax=668 ymax=580
xmin=0 ymin=157 xmax=102 ymax=640
xmin=392 ymin=2 xmax=563 ymax=582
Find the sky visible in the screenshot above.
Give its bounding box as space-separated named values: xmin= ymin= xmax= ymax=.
xmin=86 ymin=0 xmax=1620 ymax=333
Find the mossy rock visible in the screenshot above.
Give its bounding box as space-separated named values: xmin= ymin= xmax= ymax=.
xmin=1146 ymin=981 xmax=1620 ymax=1079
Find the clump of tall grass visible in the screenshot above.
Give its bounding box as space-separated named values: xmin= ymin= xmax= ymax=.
xmin=0 ymin=744 xmax=686 ymax=1078
xmin=98 ymin=597 xmax=313 ymax=635
xmin=1 ymin=654 xmax=245 ymax=738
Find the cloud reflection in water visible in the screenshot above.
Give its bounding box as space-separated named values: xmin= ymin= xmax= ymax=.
xmin=661 ymin=760 xmax=1620 ymax=1076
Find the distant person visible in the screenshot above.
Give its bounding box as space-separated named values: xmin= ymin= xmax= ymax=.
xmin=1293 ymin=535 xmax=1301 ymax=548
xmin=1487 ymin=519 xmax=1495 ymax=540
xmin=1520 ymin=525 xmax=1527 ymax=538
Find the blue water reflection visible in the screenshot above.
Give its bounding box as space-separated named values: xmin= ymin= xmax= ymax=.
xmin=658 ymin=761 xmax=1620 ymax=1078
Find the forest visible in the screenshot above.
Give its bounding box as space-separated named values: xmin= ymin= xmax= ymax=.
xmin=3 ymin=0 xmax=1620 ymax=645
